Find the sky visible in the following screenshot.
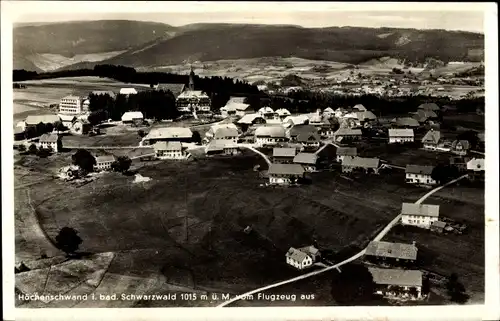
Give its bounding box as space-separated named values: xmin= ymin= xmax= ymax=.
xmin=5 ymin=2 xmax=486 ymax=33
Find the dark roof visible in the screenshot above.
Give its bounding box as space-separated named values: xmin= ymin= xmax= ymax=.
xmin=422 ymin=130 xmax=441 ymax=144
xmin=401 ymin=203 xmax=440 ymax=217
xmin=342 ymin=156 xmax=379 ymax=169
xmin=395 ymin=117 xmax=420 ymax=128
xmin=268 ymin=163 xmax=305 ymax=175
xmin=405 ymin=164 xmax=434 ymax=175
xmin=289 ymin=124 xmax=318 ymax=137
xmin=39 ymin=133 xmax=59 ymax=143
xmin=451 ymin=140 xmax=470 ymax=150
xmin=369 ymin=268 xmax=422 ymax=287
xmin=296 ymin=133 xmax=321 ymax=143
xmin=365 ymin=241 xmax=418 ymax=261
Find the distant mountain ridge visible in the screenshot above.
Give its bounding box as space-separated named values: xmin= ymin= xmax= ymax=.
xmin=14 ymin=20 xmax=484 ymax=72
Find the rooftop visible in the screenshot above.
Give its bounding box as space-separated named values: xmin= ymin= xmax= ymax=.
xmin=286 ymin=247 xmax=310 ymax=262
xmin=273 ymin=147 xmax=297 ymax=158
xmin=214 ymin=127 xmax=239 ymax=139
xmin=144 ymin=127 xmax=193 ymax=140
xmin=369 ymin=267 xmax=422 ymax=287
xmin=342 ymin=156 xmax=380 ymax=169
xmin=365 ymin=241 xmax=418 ymax=261
xmin=293 ymin=153 xmax=318 ymax=165
xmin=153 ymin=141 xmax=183 ymax=151
xmin=25 ymin=114 xmax=60 ymax=125
xmin=395 ymin=117 xmax=420 ymax=128
xmin=336 ymin=147 xmax=357 ymax=156
xmin=238 ymin=113 xmax=266 ymax=125
xmin=389 ymin=129 xmax=414 ymax=137
xmin=95 ymin=155 xmax=116 ymax=163
xmin=39 ymin=133 xmax=59 ymax=143
xmin=467 ymin=158 xmax=485 ymax=171
xmin=401 ymin=203 xmax=440 ymax=217
xmin=334 ymin=128 xmax=363 ymax=136
xmin=255 ymin=125 xmax=286 ymax=138
xmin=405 ymin=164 xmax=434 ymax=175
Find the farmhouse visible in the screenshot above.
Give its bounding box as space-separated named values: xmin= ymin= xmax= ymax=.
xmin=285 ymin=246 xmax=319 ymax=270
xmin=394 ymin=117 xmax=420 ymax=128
xmin=39 ymin=133 xmax=61 ymax=152
xmin=121 ymin=111 xmax=144 ymax=124
xmin=91 ymin=90 xmax=116 ymax=99
xmin=141 ymin=127 xmax=193 ymax=145
xmin=94 ymin=155 xmax=116 ymax=171
xmin=59 ymin=95 xmax=84 ymax=115
xmin=272 ymin=147 xmax=297 ymax=164
xmin=154 ymin=83 xmax=185 ymax=97
xmin=268 ymin=163 xmax=305 ymax=185
xmin=119 ymin=88 xmax=138 ymax=95
xmin=369 ymin=267 xmax=423 ymax=300
xmin=421 ymin=129 xmax=441 ymax=150
xmin=416 ymin=109 xmax=438 ymax=120
xmin=70 ymin=119 xmax=92 ymax=135
xmin=255 ymin=125 xmax=287 ymax=147
xmin=237 ymin=114 xmax=266 ymax=126
xmin=405 ymin=165 xmax=436 ymax=186
xmin=333 ymin=128 xmax=363 ymax=143
xmin=449 ymin=156 xmax=471 ymax=173
xmin=176 ymin=68 xmax=211 ymax=113
xmin=450 ymin=140 xmax=470 ymax=156
xmin=25 ymin=114 xmax=61 ymax=128
xmin=365 ymin=241 xmax=418 ymax=266
xmin=401 ymin=202 xmax=440 ymax=229
xmin=258 ymin=107 xmax=276 ymax=120
xmin=205 ymin=140 xmax=240 ymax=156
xmin=283 ymin=115 xmax=310 ymax=127
xmin=288 ymin=125 xmax=318 ymax=141
xmin=342 ymin=156 xmax=380 ymax=174
xmin=293 ymin=153 xmax=318 ymax=172
xmin=205 ymin=123 xmax=239 ymax=142
xmin=154 ymin=141 xmax=188 ymax=160
xmin=213 ymin=126 xmax=239 ymax=142
xmin=336 ymin=147 xmax=357 ymax=162
xmin=418 ymin=103 xmax=440 ymax=111
xmin=353 ymin=104 xmax=367 ymax=112
xmin=356 ymin=110 xmax=377 ymax=123
xmin=58 ymin=114 xmax=77 ymax=129
xmin=388 ymin=129 xmax=414 ymax=144
xmin=467 ymin=158 xmax=485 ymax=182
xmin=296 ymin=133 xmax=321 ymax=150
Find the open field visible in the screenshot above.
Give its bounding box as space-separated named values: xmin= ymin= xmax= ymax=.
xmin=27 ymin=51 xmax=127 ymax=72
xmin=15 ymin=150 xmax=428 ymax=307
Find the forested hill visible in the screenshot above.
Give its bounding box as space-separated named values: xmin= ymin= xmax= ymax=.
xmin=14 ymin=21 xmax=484 ymax=72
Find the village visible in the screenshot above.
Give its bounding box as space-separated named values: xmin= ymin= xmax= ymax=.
xmin=13 ymin=66 xmax=485 ymax=306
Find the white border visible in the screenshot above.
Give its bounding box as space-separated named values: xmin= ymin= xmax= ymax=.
xmin=2 ymin=2 xmax=498 ymax=321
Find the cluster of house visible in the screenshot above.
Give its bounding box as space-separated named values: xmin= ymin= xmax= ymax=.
xmin=284 ymin=201 xmax=450 ymax=301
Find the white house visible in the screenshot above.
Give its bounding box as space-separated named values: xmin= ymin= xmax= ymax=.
xmin=121 ymin=111 xmax=144 ymax=124
xmin=257 ymin=107 xmax=276 ymax=120
xmin=275 ymin=108 xmax=291 ymax=121
xmin=59 ymin=95 xmax=83 ymax=115
xmin=153 ymin=141 xmax=188 ymax=160
xmin=285 ymin=246 xmax=320 ymax=270
xmin=39 ymin=133 xmax=60 ymax=152
xmin=254 ymin=125 xmax=287 ymax=147
xmin=336 ymin=147 xmax=357 ymax=163
xmin=421 ymin=129 xmax=441 ymax=150
xmin=141 ymin=127 xmax=193 ymax=146
xmin=213 ymin=126 xmax=239 ymax=143
xmin=268 ymin=163 xmax=305 ymax=185
xmin=369 ymin=267 xmax=423 ymax=300
xmin=401 ymin=202 xmax=440 ymax=229
xmin=119 ymin=88 xmax=138 ymax=95
xmin=94 ymin=155 xmax=116 ymax=171
xmin=405 ymin=165 xmax=437 ymax=186
xmin=58 ymin=114 xmax=77 ymax=129
xmin=205 ymin=140 xmax=239 ymax=156
xmin=388 ymin=129 xmax=414 ymax=144
xmin=342 ymin=156 xmax=380 ymax=174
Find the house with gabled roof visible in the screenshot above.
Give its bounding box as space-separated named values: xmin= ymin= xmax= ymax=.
xmin=205 ymin=140 xmax=239 ymax=156
xmin=365 ymin=241 xmax=418 ymax=266
xmin=141 ymin=127 xmax=193 ymax=145
xmin=154 ymin=141 xmax=189 ymax=160
xmin=94 ymin=154 xmax=116 ymax=171
xmin=285 ymin=246 xmax=320 ymax=270
xmin=388 ymin=129 xmax=414 ymax=144
xmin=342 ymin=156 xmax=380 ymax=174
xmin=293 ymin=153 xmax=318 ymax=172
xmin=449 ymin=156 xmax=471 ymax=173
xmin=272 ymin=147 xmax=297 ymax=164
xmin=254 ymin=125 xmax=287 ymax=147
xmin=401 ymin=202 xmax=440 ymax=229
xmin=268 ymin=163 xmax=305 ymax=185
xmin=450 ymin=140 xmax=470 ymax=156
xmin=335 ymin=147 xmax=357 ymax=163
xmin=467 ymin=158 xmax=485 ymax=182
xmin=421 ymin=129 xmax=441 ymax=150
xmin=405 ymin=165 xmax=436 ymax=186
xmin=333 ymin=128 xmax=362 ymax=143
xmin=39 ymin=133 xmax=61 ymax=152
xmin=369 ymin=267 xmax=424 ymax=300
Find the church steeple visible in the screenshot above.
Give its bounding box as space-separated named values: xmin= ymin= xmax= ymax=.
xmin=188 ymin=65 xmax=195 ymax=91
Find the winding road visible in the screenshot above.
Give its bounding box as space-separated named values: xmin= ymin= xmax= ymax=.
xmin=217 ymin=174 xmax=468 ymax=307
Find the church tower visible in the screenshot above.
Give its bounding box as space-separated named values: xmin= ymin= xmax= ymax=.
xmin=188 ymin=65 xmax=195 ymax=91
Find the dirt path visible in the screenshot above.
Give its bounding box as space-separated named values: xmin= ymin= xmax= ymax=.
xmin=217 ymin=174 xmax=468 ymax=307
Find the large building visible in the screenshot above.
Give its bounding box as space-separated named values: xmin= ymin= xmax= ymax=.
xmin=59 ymin=96 xmax=84 ymax=115
xmin=369 ymin=267 xmax=424 ymax=300
xmin=140 ymin=127 xmax=193 ymax=146
xmin=268 ymin=163 xmax=305 ymax=185
xmin=254 ymin=125 xmax=287 ymax=147
xmin=405 ymin=165 xmax=437 ymax=186
xmin=153 ymin=141 xmax=188 ymax=160
xmin=94 ymin=155 xmax=116 ymax=171
xmin=39 ymin=133 xmax=61 ymax=152
xmin=365 ymin=241 xmax=418 ymax=266
xmin=175 ymin=67 xmax=211 ymax=114
xmin=388 ymin=129 xmax=414 ymax=144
